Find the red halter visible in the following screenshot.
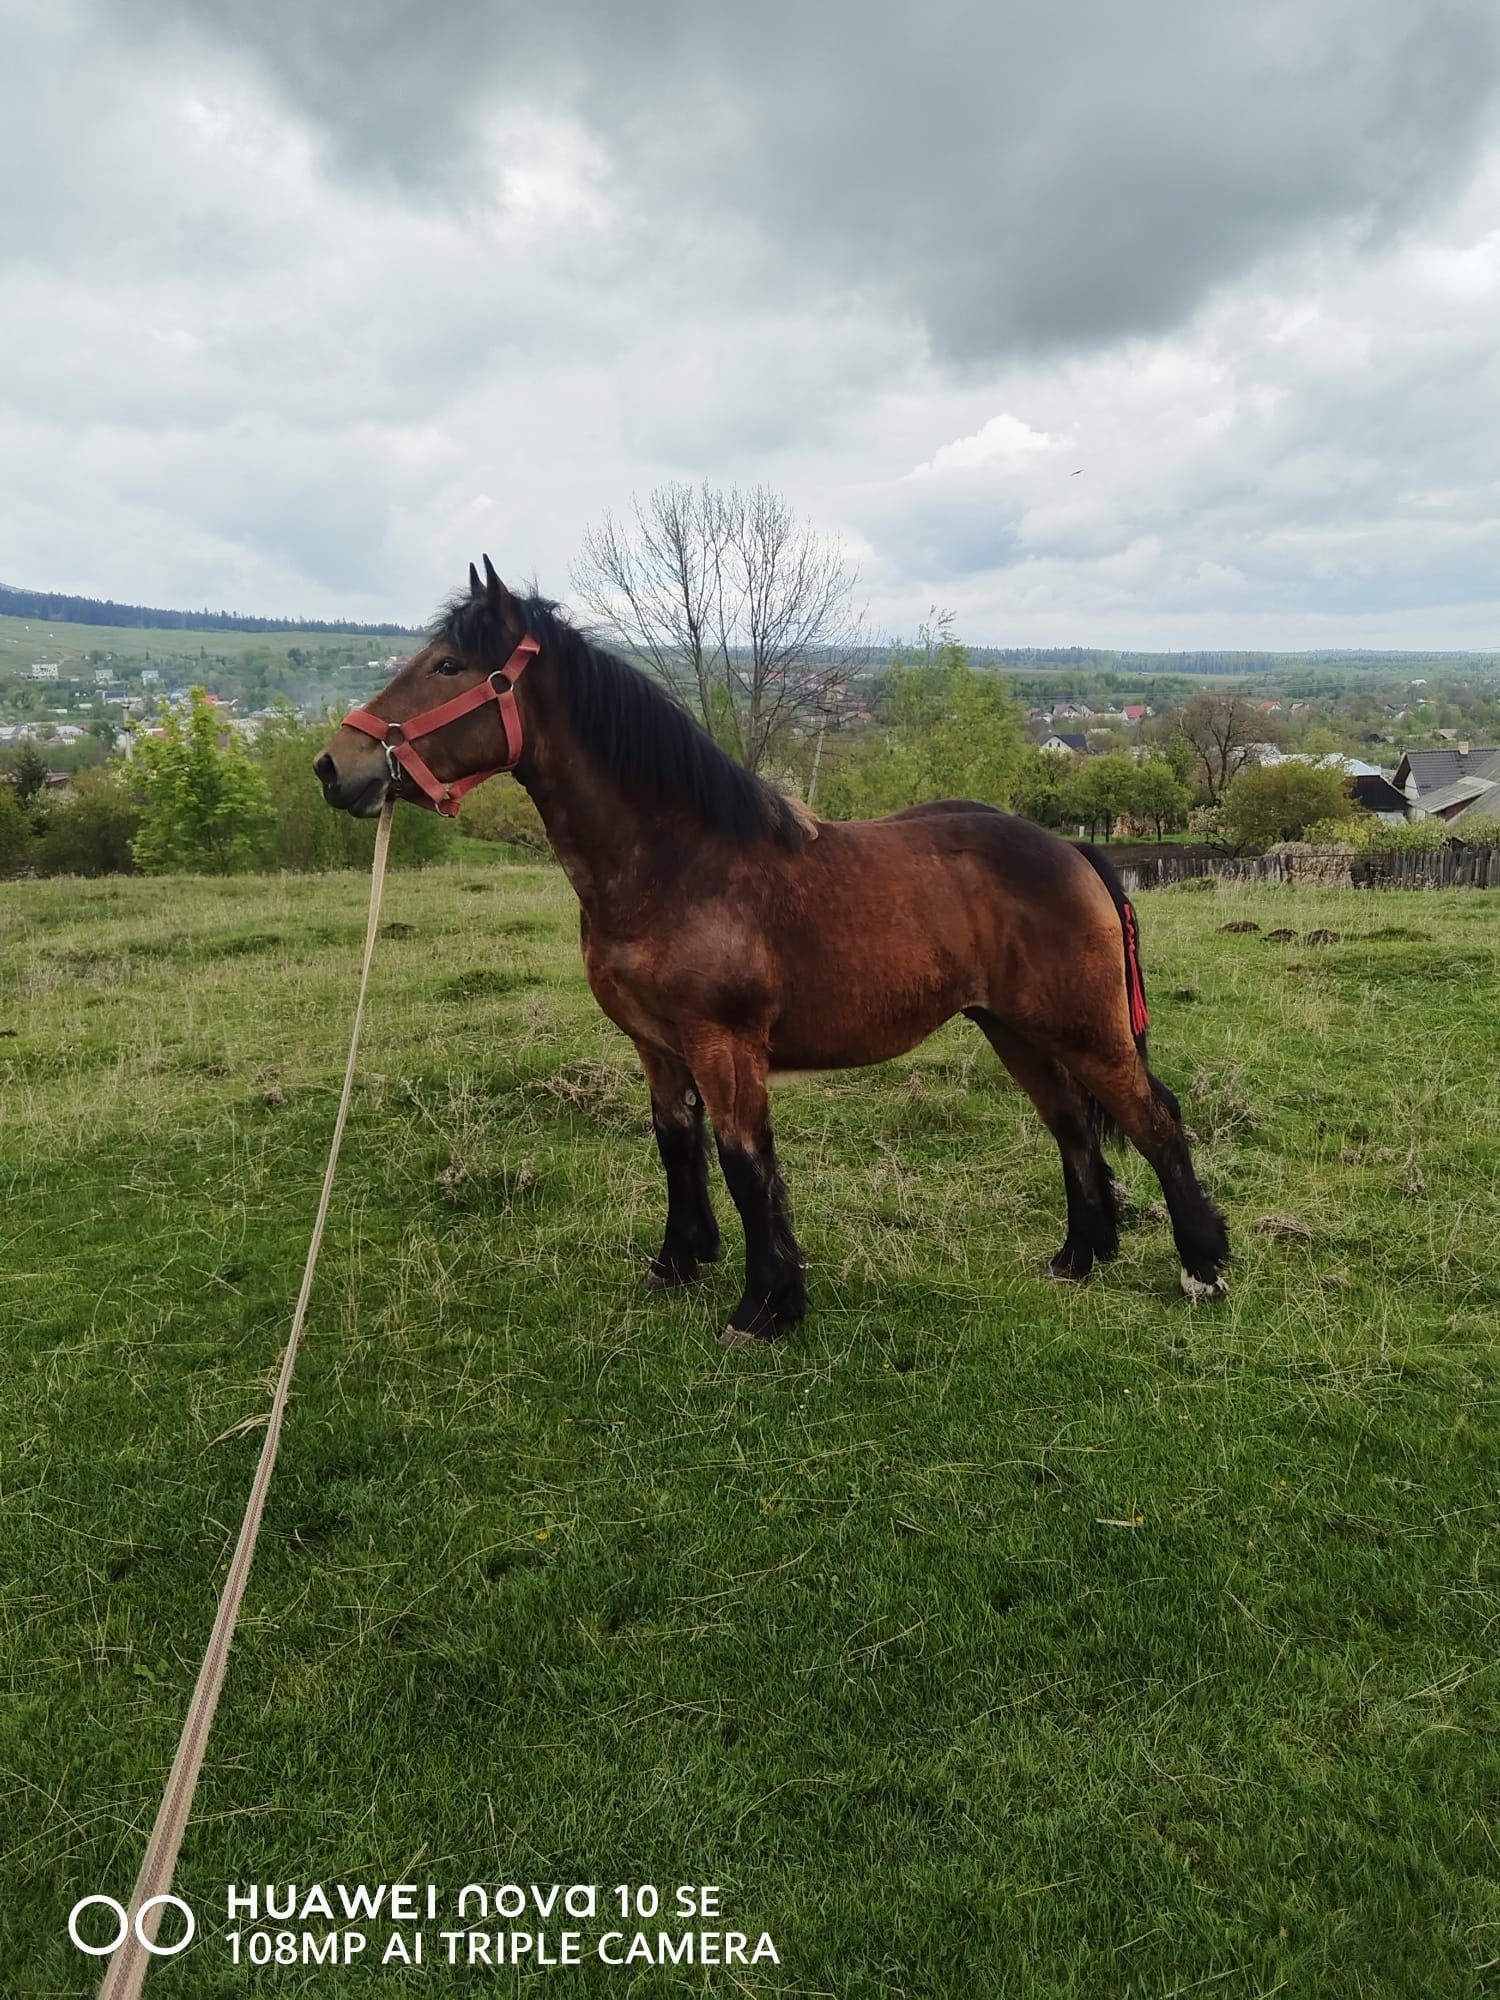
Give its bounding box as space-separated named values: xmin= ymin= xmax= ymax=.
xmin=341 ymin=635 xmax=540 ymax=817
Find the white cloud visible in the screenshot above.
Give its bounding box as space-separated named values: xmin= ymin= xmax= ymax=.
xmin=912 ymin=415 xmax=1065 ymax=478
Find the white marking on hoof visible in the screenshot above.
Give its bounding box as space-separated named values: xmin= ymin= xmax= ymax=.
xmin=1180 ymin=1268 xmax=1228 ymax=1302
xmin=718 ymin=1324 xmax=758 ymax=1349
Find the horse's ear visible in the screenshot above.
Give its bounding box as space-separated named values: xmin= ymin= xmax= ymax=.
xmin=468 ymin=561 xmax=483 ymax=598
xmin=482 ymin=554 xmax=517 ymax=624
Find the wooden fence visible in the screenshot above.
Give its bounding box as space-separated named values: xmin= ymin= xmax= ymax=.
xmin=1117 ymin=845 xmax=1500 ymax=894
xmin=1353 ymin=845 xmax=1500 ymax=890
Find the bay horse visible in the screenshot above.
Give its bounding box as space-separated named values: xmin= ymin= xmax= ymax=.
xmin=315 ymin=558 xmax=1228 ymax=1343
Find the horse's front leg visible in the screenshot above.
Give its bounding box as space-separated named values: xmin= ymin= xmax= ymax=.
xmin=635 ymin=1041 xmax=720 ymax=1289
xmin=681 ymin=1030 xmax=807 ymax=1346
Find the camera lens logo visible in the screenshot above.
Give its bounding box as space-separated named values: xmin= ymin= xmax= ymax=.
xmin=68 ymin=1894 xmax=196 ymax=1958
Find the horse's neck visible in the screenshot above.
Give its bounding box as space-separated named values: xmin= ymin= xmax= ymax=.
xmin=518 ymin=734 xmax=660 ymax=916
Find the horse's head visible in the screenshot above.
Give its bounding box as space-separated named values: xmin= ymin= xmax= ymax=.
xmin=315 ymin=556 xmax=538 ymax=818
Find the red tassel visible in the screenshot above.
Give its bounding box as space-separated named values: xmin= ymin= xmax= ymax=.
xmin=1122 ymin=900 xmax=1149 ymax=1038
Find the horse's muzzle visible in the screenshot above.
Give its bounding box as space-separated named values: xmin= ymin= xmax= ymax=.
xmin=314 ymin=747 xmax=389 ymax=818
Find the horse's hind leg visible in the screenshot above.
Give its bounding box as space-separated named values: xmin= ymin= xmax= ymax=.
xmin=635 ymin=1042 xmax=720 ymax=1289
xmin=967 ymin=1009 xmax=1119 ymax=1282
xmin=1065 ymin=1045 xmax=1229 ymax=1301
xmin=679 ymin=1029 xmax=806 ymax=1345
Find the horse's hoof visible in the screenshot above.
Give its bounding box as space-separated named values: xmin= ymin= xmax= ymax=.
xmin=1046 ymin=1255 xmax=1093 ymax=1284
xmin=718 ymin=1324 xmax=760 ymax=1349
xmin=1180 ymin=1268 xmax=1228 ymax=1302
xmin=647 ymin=1256 xmax=700 ymax=1291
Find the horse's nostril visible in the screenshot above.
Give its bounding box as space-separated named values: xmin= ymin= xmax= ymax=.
xmin=313 ymin=752 xmax=337 ymax=786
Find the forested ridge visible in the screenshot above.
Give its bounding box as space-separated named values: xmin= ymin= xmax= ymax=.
xmin=0 ymin=582 xmax=415 ymax=638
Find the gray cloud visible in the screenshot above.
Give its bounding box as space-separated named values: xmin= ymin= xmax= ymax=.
xmin=123 ymin=0 xmax=1500 ymax=357
xmin=3 ymin=0 xmax=1500 ymax=642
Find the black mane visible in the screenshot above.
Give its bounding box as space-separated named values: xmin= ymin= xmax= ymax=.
xmin=435 ymin=590 xmax=806 ymax=847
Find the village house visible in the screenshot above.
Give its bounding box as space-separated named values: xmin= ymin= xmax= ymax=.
xmin=1039 ymin=732 xmax=1089 ymax=756
xmin=163 ymin=689 xmax=239 ymax=713
xmin=1348 ymin=772 xmax=1409 ymax=815
xmin=1409 ymin=773 xmax=1500 ymax=824
xmin=1255 ymin=749 xmax=1408 ymax=820
xmin=1393 ymin=744 xmax=1500 ymax=804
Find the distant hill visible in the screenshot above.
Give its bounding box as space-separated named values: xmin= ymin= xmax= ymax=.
xmin=970 ymin=644 xmax=1499 ymax=676
xmin=0 ymin=582 xmax=416 ymax=638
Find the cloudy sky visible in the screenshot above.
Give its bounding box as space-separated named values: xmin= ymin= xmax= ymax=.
xmin=4 ymin=0 xmax=1500 ymax=646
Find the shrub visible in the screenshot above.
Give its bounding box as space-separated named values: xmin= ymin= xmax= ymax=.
xmin=131 ymin=691 xmax=276 ymax=874
xmin=458 ymin=778 xmax=549 ymax=852
xmin=32 ymin=768 xmax=140 ymax=875
xmin=253 ymin=711 xmax=370 ymax=872
xmin=251 ymin=712 xmax=458 ymax=871
xmin=1188 ymin=803 xmax=1232 ymax=849
xmin=1222 ymin=762 xmax=1357 ymax=851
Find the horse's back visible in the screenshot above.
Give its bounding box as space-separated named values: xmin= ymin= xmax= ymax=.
xmin=820 ymin=798 xmax=1107 ymax=908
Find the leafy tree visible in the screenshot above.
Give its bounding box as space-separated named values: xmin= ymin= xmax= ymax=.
xmin=1158 ymin=731 xmax=1197 ymax=785
xmin=0 ymin=786 xmax=34 ymax=875
xmin=1049 ymin=753 xmax=1188 ymax=841
xmin=11 ymin=741 xmax=50 ymax=811
xmin=1131 ymin=758 xmax=1193 ymax=839
xmin=1222 ymin=761 xmax=1358 ymax=850
xmin=820 ymin=624 xmax=1025 ymax=819
xmin=33 ymin=768 xmax=140 ymax=875
xmin=130 ymin=690 xmax=276 ymax=874
xmin=1010 ymin=747 xmax=1071 ymax=829
xmin=1059 ymin=753 xmax=1141 ymax=841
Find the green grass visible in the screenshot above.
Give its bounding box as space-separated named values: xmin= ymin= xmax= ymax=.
xmin=0 ymin=611 xmax=390 ymax=673
xmin=2 ymin=861 xmax=1497 ymax=1997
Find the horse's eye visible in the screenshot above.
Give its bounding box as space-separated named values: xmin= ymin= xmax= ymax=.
xmin=434 ymin=656 xmax=464 ymax=677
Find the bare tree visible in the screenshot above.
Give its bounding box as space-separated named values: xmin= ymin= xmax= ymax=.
xmin=1167 ymin=692 xmax=1284 ymax=804
xmin=573 ymin=481 xmax=863 ymax=774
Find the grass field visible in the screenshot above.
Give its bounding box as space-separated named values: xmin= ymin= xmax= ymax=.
xmin=2 ymin=857 xmax=1497 ymax=1997
xmin=0 ymin=612 xmax=392 ymax=675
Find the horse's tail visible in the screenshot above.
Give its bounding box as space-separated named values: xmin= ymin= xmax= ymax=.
xmin=1073 ymin=841 xmax=1152 ymax=1149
